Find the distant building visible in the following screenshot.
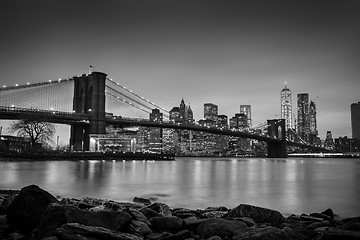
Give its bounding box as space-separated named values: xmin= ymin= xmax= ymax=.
xmin=169 ymin=107 xmax=180 ymax=123
xmin=240 ymin=105 xmax=252 ymax=127
xmin=351 ymin=102 xmax=360 ymax=139
xmin=204 ymin=103 xmax=218 ymax=122
xmin=335 ymin=136 xmax=360 ymax=153
xmin=324 ymin=131 xmax=335 ymax=151
xmin=0 ymin=135 xmax=31 ymax=153
xmin=281 ymin=84 xmax=292 ymax=130
xmin=309 ymin=101 xmax=320 ymax=145
xmin=149 ymin=109 xmax=163 ymax=153
xmin=297 ymin=93 xmax=310 ymax=142
xmin=217 ymin=115 xmax=228 ymax=129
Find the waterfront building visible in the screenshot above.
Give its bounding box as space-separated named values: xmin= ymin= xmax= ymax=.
xmin=0 ymin=135 xmax=31 ymax=152
xmin=309 ymin=101 xmax=320 ymax=145
xmin=281 ymin=84 xmax=292 ymax=130
xmin=90 ymin=129 xmax=137 ymax=153
xmin=149 ymin=109 xmax=163 ymax=153
xmin=204 ymin=103 xmax=218 ymax=122
xmin=240 ymin=105 xmax=252 ymax=127
xmin=297 ymin=93 xmax=310 ymax=143
xmin=324 ymin=131 xmax=335 ymax=151
xmin=335 ymin=136 xmax=360 ymax=153
xmin=162 ymin=128 xmax=177 ymax=154
xmin=351 ymin=102 xmax=360 ymax=139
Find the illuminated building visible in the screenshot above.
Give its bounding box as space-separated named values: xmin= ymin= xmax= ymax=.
xmin=240 ymin=105 xmax=252 ymax=127
xmin=297 ymin=93 xmax=310 ymax=142
xmin=324 ymin=131 xmax=335 ymax=151
xmin=351 ymin=102 xmax=360 ymax=139
xmin=169 ymin=107 xmax=180 ymax=123
xmin=280 ymin=84 xmax=292 ymax=130
xmin=149 ymin=109 xmax=163 ymax=153
xmin=309 ymin=100 xmax=320 ymax=145
xmin=204 ymin=103 xmax=218 ymax=122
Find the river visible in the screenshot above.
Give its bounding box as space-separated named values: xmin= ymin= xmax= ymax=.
xmin=1 ymin=157 xmax=359 ymax=218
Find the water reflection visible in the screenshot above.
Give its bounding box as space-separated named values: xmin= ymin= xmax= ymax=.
xmin=0 ymin=158 xmax=360 ymax=218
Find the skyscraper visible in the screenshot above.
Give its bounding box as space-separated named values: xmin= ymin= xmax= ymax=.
xmin=297 ymin=93 xmax=310 ymax=142
xmin=240 ymin=105 xmax=252 ymax=127
xmin=281 ymin=84 xmax=292 ymax=130
xmin=309 ymin=101 xmax=319 ymax=145
xmin=204 ymin=103 xmax=218 ymax=121
xmin=351 ymin=102 xmax=360 ymax=139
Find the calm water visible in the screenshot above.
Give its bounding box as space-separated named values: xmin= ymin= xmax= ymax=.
xmin=1 ymin=157 xmax=360 ymax=218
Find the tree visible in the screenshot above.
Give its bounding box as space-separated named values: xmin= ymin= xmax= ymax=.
xmin=8 ymin=120 xmax=56 ymax=150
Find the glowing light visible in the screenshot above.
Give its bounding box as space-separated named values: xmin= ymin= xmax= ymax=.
xmin=15 ymin=84 xmax=19 ymax=87
xmin=27 ymin=83 xmax=30 ymax=85
xmin=3 ymin=86 xmax=6 ymax=88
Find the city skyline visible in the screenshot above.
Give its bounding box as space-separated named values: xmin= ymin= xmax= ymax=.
xmin=1 ymin=0 xmax=360 ymax=141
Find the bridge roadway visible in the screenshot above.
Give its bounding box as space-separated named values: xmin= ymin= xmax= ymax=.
xmin=0 ymin=106 xmax=326 ymax=151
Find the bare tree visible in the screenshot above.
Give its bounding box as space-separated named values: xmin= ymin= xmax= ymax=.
xmin=8 ymin=120 xmax=55 ymax=149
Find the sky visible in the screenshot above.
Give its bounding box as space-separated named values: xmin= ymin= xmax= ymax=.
xmin=1 ymin=0 xmax=360 ymax=144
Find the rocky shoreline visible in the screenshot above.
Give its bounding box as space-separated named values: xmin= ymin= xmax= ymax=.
xmin=1 ymin=185 xmax=360 ymax=240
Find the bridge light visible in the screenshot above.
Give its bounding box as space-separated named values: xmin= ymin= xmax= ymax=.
xmin=3 ymin=86 xmax=6 ymax=88
xmin=88 ymin=109 xmax=92 ymax=112
xmin=27 ymin=83 xmax=30 ymax=85
xmin=15 ymin=84 xmax=19 ymax=87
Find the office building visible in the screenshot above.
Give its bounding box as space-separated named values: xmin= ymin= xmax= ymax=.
xmin=240 ymin=105 xmax=252 ymax=127
xmin=324 ymin=131 xmax=335 ymax=151
xmin=204 ymin=103 xmax=218 ymax=122
xmin=297 ymin=93 xmax=310 ymax=142
xmin=149 ymin=109 xmax=163 ymax=153
xmin=280 ymin=84 xmax=292 ymax=130
xmin=351 ymin=102 xmax=360 ymax=139
xmin=309 ymin=101 xmax=319 ymax=145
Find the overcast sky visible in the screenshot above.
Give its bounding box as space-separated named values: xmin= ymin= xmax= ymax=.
xmin=1 ymin=0 xmax=359 ymax=142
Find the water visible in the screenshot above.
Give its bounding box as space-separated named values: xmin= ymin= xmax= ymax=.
xmin=1 ymin=157 xmax=360 ymax=218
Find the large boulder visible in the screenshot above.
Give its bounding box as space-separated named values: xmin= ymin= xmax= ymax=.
xmin=145 ymin=202 xmax=172 ymax=216
xmin=196 ymin=218 xmax=248 ymax=238
xmin=65 ymin=206 xmax=132 ymax=231
xmin=227 ymin=204 xmax=284 ymax=225
xmin=6 ymin=185 xmax=59 ymax=237
xmin=149 ymin=216 xmax=184 ymax=232
xmin=233 ymin=226 xmax=292 ymax=240
xmin=54 ymin=223 xmax=143 ymax=240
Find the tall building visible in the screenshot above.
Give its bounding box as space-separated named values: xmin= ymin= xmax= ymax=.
xmin=280 ymin=84 xmax=292 ymax=130
xmin=324 ymin=131 xmax=335 ymax=151
xmin=204 ymin=103 xmax=218 ymax=122
xmin=297 ymin=93 xmax=310 ymax=142
xmin=179 ymin=99 xmax=186 ymax=123
xmin=149 ymin=109 xmax=163 ymax=153
xmin=240 ymin=105 xmax=252 ymax=127
xmin=169 ymin=107 xmax=180 ymax=123
xmin=186 ymin=104 xmax=194 ymax=124
xmin=351 ymin=102 xmax=360 ymax=139
xmin=309 ymin=100 xmax=319 ymax=145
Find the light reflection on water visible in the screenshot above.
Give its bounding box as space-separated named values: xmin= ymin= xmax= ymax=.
xmin=1 ymin=157 xmax=359 ymax=218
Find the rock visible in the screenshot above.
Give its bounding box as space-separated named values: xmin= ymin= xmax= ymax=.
xmin=125 ymin=208 xmax=151 ymax=225
xmin=234 ymin=217 xmax=257 ymax=228
xmin=321 ymin=228 xmax=360 ymax=240
xmin=183 ymin=216 xmax=204 ymax=227
xmin=32 ymin=203 xmax=67 ymax=240
xmin=54 ymin=223 xmax=143 ymax=240
xmin=147 ymin=232 xmax=173 ymax=240
xmin=65 ymin=206 xmax=132 ymax=231
xmin=206 ymin=236 xmax=222 ymax=240
xmin=344 ymin=222 xmax=360 ymax=231
xmin=140 ymin=207 xmax=162 ymax=219
xmin=227 ymin=204 xmax=284 ymax=225
xmin=6 ymin=185 xmax=59 ymax=237
xmin=162 ymin=229 xmax=193 ymax=240
xmin=202 ymin=211 xmax=227 ymax=218
xmin=308 ymin=220 xmax=332 ymax=230
xmin=233 ymin=226 xmax=291 ymax=240
xmin=0 ymin=194 xmax=17 ymax=215
xmin=129 ymin=220 xmax=153 ymax=236
xmin=172 ymin=208 xmax=201 ymax=219
xmin=310 ymin=212 xmax=332 ymax=221
xmin=133 ymin=197 xmax=152 ymax=205
xmin=196 ymin=218 xmax=247 ymax=238
xmin=300 ymin=214 xmax=323 ymax=222
xmin=204 ymin=206 xmax=229 ymax=212
xmin=8 ymin=232 xmax=26 ymax=240
xmin=321 ymin=208 xmax=334 ymax=220
xmin=146 ymin=202 xmax=172 ymax=216
xmin=150 ymin=216 xmax=184 ymax=232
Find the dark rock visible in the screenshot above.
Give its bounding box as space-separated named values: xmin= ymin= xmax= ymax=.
xmin=65 ymin=206 xmax=132 ymax=231
xmin=206 ymin=236 xmax=222 ymax=240
xmin=344 ymin=222 xmax=360 ymax=231
xmin=78 ymin=202 xmax=94 ymax=210
xmin=140 ymin=207 xmax=162 ymax=219
xmin=0 ymin=194 xmax=17 ymax=215
xmin=196 ymin=218 xmax=247 ymax=238
xmin=147 ymin=232 xmax=174 ymax=240
xmin=124 ymin=208 xmax=151 ymax=225
xmin=233 ymin=226 xmax=291 ymax=240
xmin=8 ymin=232 xmax=26 ymax=240
xmin=281 ymin=227 xmax=309 ymax=240
xmin=227 ymin=204 xmax=284 ymax=225
xmin=133 ymin=197 xmax=152 ymax=205
xmin=321 ymin=228 xmax=360 ymax=240
xmin=129 ymin=220 xmax=153 ymax=236
xmin=308 ymin=220 xmax=333 ymax=230
xmin=321 ymin=208 xmax=334 ymax=220
xmin=150 ymin=216 xmax=184 ymax=232
xmin=204 ymin=206 xmax=229 ymax=212
xmin=162 ymin=230 xmax=193 ymax=240
xmin=234 ymin=217 xmax=257 ymax=228
xmin=146 ymin=202 xmax=172 ymax=216
xmin=202 ymin=211 xmax=227 ymax=218
xmin=54 ymin=223 xmax=143 ymax=240
xmin=32 ymin=203 xmax=67 ymax=240
xmin=310 ymin=212 xmax=332 ymax=221
xmin=172 ymin=208 xmax=201 ymax=219
xmin=300 ymin=214 xmax=323 ymax=222
xmin=183 ymin=216 xmax=204 ymax=227
xmin=6 ymin=185 xmax=59 ymax=237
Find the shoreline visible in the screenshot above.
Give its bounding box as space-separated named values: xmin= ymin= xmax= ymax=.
xmin=1 ymin=185 xmax=360 ymax=240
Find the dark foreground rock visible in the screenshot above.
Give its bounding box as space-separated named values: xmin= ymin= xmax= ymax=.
xmin=1 ymin=185 xmax=360 ymax=240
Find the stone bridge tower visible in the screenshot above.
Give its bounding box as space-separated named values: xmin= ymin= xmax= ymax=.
xmin=267 ymin=119 xmax=287 ymax=158
xmin=70 ymin=72 xmax=107 ymax=151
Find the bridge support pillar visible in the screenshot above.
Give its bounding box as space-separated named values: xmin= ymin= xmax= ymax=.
xmin=71 ymin=72 xmax=107 ymax=151
xmin=267 ymin=119 xmax=287 ymax=158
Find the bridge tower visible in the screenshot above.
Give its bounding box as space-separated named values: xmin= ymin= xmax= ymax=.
xmin=70 ymin=72 xmax=107 ymax=151
xmin=267 ymin=119 xmax=287 ymax=158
